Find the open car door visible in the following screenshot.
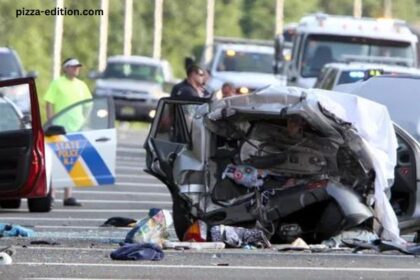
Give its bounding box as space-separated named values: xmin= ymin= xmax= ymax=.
xmin=44 ymin=97 xmax=116 ymax=188
xmin=0 ymin=78 xmax=46 ymax=201
xmin=144 ymin=97 xmax=207 ymax=192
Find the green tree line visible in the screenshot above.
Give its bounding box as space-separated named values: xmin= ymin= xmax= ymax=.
xmin=1 ymin=0 xmax=420 ymax=122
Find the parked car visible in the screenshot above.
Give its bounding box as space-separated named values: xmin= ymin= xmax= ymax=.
xmin=0 ymin=77 xmax=117 ymax=212
xmin=335 ymin=75 xmax=420 ymax=236
xmin=91 ymin=55 xmax=176 ymax=121
xmin=0 ymin=47 xmax=37 ymax=114
xmin=144 ymin=85 xmax=416 ymax=243
xmin=314 ymin=62 xmax=420 ymax=91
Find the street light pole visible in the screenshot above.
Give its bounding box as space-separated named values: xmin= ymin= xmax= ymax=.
xmin=98 ymin=0 xmax=109 ymax=71
xmin=384 ymin=0 xmax=392 ymax=18
xmin=53 ymin=0 xmax=64 ymax=79
xmin=275 ymin=0 xmax=284 ymax=35
xmin=353 ymin=0 xmax=362 ymax=18
xmin=124 ymin=0 xmax=133 ymax=56
xmin=204 ymin=0 xmax=214 ymax=65
xmin=153 ymin=0 xmax=163 ymax=59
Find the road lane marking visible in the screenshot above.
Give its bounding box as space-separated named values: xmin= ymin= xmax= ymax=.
xmin=114 ymin=182 xmax=165 ymax=187
xmin=0 ymin=209 xmax=149 ymax=213
xmin=52 ymin=199 xmax=171 ymax=204
xmin=117 ymin=147 xmax=145 ymax=154
xmin=54 ymin=190 xmax=170 ymax=196
xmin=14 ymin=262 xmax=420 ymax=272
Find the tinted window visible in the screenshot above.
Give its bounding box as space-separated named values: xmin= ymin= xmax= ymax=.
xmin=301 ymin=35 xmax=414 ymax=78
xmin=217 ymin=50 xmax=273 ymax=73
xmin=0 ymin=52 xmax=23 ymax=78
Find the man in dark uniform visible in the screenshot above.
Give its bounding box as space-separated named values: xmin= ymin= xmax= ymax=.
xmin=171 ymin=64 xmax=206 ymax=98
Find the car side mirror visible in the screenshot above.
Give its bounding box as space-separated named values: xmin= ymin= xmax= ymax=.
xmin=44 ymin=125 xmax=66 ymax=136
xmin=88 ymin=70 xmax=101 ymax=80
xmin=26 ymin=71 xmax=38 ymax=78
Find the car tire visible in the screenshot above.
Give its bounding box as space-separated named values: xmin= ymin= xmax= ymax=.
xmin=28 ymin=189 xmax=52 ymax=213
xmin=172 ymin=194 xmax=193 ymax=241
xmin=0 ymin=199 xmax=21 ymax=209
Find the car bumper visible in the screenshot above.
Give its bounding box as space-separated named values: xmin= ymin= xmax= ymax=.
xmin=114 ymin=98 xmax=158 ymax=120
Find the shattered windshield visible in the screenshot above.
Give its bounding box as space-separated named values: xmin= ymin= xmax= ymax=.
xmin=301 ymin=35 xmax=414 ymax=78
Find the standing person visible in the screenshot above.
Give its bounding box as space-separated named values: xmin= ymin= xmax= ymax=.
xmin=170 ymin=64 xmax=206 ymax=98
xmin=44 ymin=58 xmax=92 ymax=207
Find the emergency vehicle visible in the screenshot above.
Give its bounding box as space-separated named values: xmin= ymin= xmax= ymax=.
xmin=274 ymin=13 xmax=418 ymax=88
xmin=0 ymin=77 xmax=116 ymax=212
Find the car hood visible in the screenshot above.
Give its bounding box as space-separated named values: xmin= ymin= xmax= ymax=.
xmin=95 ymin=79 xmax=161 ymax=92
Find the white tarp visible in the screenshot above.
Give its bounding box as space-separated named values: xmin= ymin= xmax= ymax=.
xmin=309 ymin=89 xmax=402 ymax=243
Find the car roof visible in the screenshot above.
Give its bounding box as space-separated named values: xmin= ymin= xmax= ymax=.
xmin=217 ymin=44 xmax=274 ymax=54
xmin=107 ymin=55 xmax=164 ymax=66
xmin=323 ymin=62 xmax=420 ymax=75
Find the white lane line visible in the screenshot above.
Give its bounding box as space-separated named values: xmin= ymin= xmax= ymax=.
xmin=114 ymin=182 xmax=165 ymax=187
xmin=14 ymin=263 xmax=420 ymax=272
xmin=52 ymin=199 xmax=171 ymax=205
xmin=117 ymin=147 xmax=145 ymax=154
xmin=116 ymin=165 xmax=145 ymax=170
xmin=54 ymin=190 xmax=170 ymax=196
xmin=0 ymin=209 xmax=149 ymax=213
xmin=24 ymin=278 xmax=142 ymax=280
xmin=117 ymin=174 xmax=159 ymax=180
xmin=0 ymin=217 xmax=106 ymax=221
xmin=34 ymin=225 xmax=130 ymax=230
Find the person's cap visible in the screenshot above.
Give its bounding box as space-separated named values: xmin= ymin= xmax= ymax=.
xmin=62 ymin=58 xmax=82 ymax=68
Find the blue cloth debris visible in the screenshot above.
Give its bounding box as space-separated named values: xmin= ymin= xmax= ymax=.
xmin=110 ymin=243 xmax=164 ymax=261
xmin=0 ymin=223 xmax=35 ymax=238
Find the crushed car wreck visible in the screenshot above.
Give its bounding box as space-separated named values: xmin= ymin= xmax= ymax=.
xmin=144 ymin=85 xmax=402 ymax=245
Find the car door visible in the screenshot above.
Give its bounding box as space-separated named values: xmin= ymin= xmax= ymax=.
xmin=144 ymin=98 xmax=206 ymax=190
xmin=0 ymin=77 xmax=46 ymax=198
xmin=44 ymin=97 xmax=116 ymax=188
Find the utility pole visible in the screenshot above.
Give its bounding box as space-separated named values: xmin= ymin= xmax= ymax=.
xmin=275 ymin=0 xmax=284 ymax=35
xmin=124 ymin=0 xmax=133 ymax=56
xmin=52 ymin=0 xmax=64 ymax=79
xmin=204 ymin=0 xmax=214 ymax=65
xmin=153 ymin=0 xmax=163 ymax=59
xmin=98 ymin=0 xmax=109 ymax=71
xmin=353 ymin=0 xmax=362 ymax=18
xmin=384 ymin=0 xmax=392 ymax=18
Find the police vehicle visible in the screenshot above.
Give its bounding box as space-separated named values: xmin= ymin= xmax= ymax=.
xmin=0 ymin=77 xmax=116 ymax=212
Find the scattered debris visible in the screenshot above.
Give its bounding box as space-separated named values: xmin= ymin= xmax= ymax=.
xmin=0 ymin=223 xmax=35 ymax=238
xmin=110 ymin=243 xmax=164 ymax=261
xmin=101 ymin=217 xmax=137 ymax=227
xmin=124 ymin=208 xmax=173 ymax=247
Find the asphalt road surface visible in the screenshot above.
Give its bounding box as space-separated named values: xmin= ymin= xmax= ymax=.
xmin=1 ymin=125 xmax=420 ymax=280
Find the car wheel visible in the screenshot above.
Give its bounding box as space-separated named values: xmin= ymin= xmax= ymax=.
xmin=0 ymin=199 xmax=21 ymax=209
xmin=28 ymin=189 xmax=52 ymax=213
xmin=172 ymin=194 xmax=194 ymax=241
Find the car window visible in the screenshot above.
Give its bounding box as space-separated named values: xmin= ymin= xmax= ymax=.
xmin=0 ymin=84 xmax=31 ymax=132
xmin=0 ymin=52 xmax=23 ymax=78
xmin=322 ymin=68 xmax=338 ymax=90
xmin=155 ymin=103 xmax=201 ymax=143
xmin=103 ymin=62 xmax=162 ymax=83
xmin=314 ymin=67 xmax=330 ymax=88
xmin=47 ymin=98 xmax=111 ymax=133
xmin=217 ymin=50 xmax=273 ymax=73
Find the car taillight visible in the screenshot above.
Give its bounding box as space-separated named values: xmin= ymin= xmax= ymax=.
xmin=26 ymin=130 xmax=46 ymax=197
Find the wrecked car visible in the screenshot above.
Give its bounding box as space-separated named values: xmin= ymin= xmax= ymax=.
xmin=144 ymin=85 xmax=410 ymax=244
